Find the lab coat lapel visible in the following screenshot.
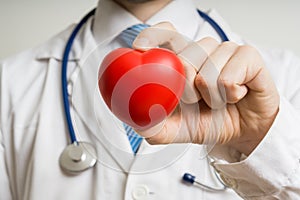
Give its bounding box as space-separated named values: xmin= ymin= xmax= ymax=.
xmin=63 ymin=19 xmax=136 ymax=172
xmin=36 ymin=19 xmax=134 ymax=172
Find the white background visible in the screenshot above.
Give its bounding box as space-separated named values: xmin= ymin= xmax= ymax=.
xmin=1 ymin=0 xmax=300 ymax=59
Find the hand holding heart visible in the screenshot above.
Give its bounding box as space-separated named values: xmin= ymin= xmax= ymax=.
xmin=133 ymin=22 xmax=280 ymax=156
xmin=100 ymin=22 xmax=280 ymax=156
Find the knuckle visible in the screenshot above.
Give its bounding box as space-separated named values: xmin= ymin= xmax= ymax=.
xmin=238 ymin=45 xmax=258 ymax=54
xmin=237 ymin=45 xmax=265 ymax=66
xmin=220 ymin=41 xmax=239 ymax=49
xmin=197 ymin=37 xmax=219 ymax=46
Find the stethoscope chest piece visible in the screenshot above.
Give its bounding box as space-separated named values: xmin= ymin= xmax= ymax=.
xmin=59 ymin=142 xmax=97 ymax=174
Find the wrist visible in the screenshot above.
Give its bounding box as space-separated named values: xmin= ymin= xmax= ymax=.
xmin=230 ymin=107 xmax=279 ymax=156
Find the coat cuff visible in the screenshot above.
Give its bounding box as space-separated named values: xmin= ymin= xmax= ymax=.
xmin=210 ymin=97 xmax=300 ymax=198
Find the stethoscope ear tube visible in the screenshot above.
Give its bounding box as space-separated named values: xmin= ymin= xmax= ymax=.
xmin=197 ymin=9 xmax=229 ymax=42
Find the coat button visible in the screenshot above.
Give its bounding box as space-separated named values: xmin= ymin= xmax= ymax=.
xmin=131 ymin=185 xmax=149 ymax=200
xmin=219 ymin=173 xmax=237 ymax=189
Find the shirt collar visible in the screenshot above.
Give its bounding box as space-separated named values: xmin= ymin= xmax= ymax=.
xmin=92 ymin=0 xmax=141 ymax=45
xmin=92 ymin=0 xmax=203 ymax=45
xmin=146 ymin=0 xmax=202 ymax=40
xmin=35 ymin=0 xmax=208 ymax=61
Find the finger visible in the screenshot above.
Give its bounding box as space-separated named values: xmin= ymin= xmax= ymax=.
xmin=144 ymin=119 xmax=179 ymax=145
xmin=178 ymin=37 xmax=220 ymax=104
xmin=195 ymin=41 xmax=239 ymax=109
xmin=178 ymin=37 xmax=220 ymax=71
xmin=137 ymin=108 xmax=181 ymax=143
xmin=218 ymin=45 xmax=274 ymax=104
xmin=217 ymin=46 xmax=250 ymax=104
xmin=179 ymin=59 xmax=200 ymax=104
xmin=133 ymin=22 xmax=188 ymax=53
xmin=141 ymin=102 xmax=200 ymax=144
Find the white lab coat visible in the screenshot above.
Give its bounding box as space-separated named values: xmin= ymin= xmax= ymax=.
xmin=1 ymin=1 xmax=300 ymax=199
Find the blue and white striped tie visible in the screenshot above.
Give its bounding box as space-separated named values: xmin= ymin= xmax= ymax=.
xmin=118 ymin=24 xmax=150 ymax=154
xmin=123 ymin=123 xmax=143 ymax=154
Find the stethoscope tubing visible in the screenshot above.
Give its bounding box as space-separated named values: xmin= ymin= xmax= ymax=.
xmin=62 ymin=8 xmax=96 ymax=144
xmin=197 ymin=9 xmax=229 ymax=42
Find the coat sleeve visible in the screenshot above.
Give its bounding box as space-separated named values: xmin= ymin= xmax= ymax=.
xmin=209 ymin=49 xmax=300 ymax=200
xmin=0 ymin=62 xmax=13 ymax=200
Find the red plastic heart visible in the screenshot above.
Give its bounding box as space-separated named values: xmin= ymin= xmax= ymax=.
xmin=98 ymin=48 xmax=185 ymax=130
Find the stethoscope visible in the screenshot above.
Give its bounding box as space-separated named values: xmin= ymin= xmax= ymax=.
xmin=59 ymin=8 xmax=229 ymax=191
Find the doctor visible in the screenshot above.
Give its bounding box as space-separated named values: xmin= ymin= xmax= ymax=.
xmin=1 ymin=0 xmax=300 ymax=199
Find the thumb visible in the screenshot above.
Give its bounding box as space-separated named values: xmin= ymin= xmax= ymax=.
xmin=132 ymin=22 xmax=188 ymax=53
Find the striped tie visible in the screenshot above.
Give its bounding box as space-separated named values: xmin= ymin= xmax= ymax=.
xmin=123 ymin=123 xmax=143 ymax=154
xmin=118 ymin=24 xmax=150 ymax=154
